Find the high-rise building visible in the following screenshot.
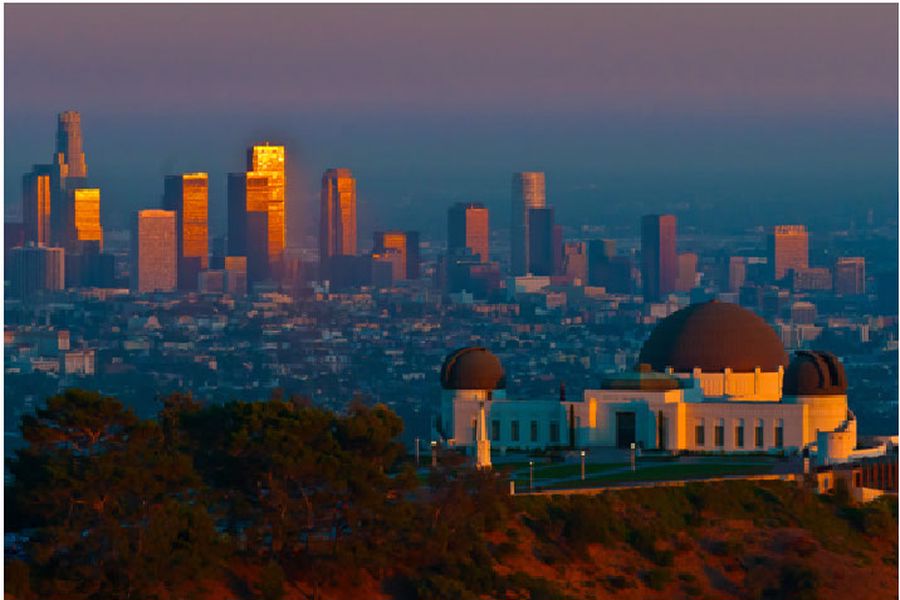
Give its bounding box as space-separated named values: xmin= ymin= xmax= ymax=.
xmin=562 ymin=241 xmax=588 ymax=284
xmin=132 ymin=210 xmax=176 ymax=293
xmin=224 ymin=255 xmax=248 ymax=296
xmin=228 ymin=172 xmax=271 ymax=285
xmin=641 ymin=214 xmax=677 ymax=302
xmin=22 ymin=165 xmax=52 ymax=246
xmin=67 ymin=188 xmax=103 ymax=252
xmin=511 ymin=172 xmax=546 ymax=275
xmin=8 ymin=244 xmax=65 ymax=299
xmin=676 ymin=252 xmax=698 ymax=292
xmin=587 ymin=239 xmax=630 ymax=293
xmin=727 ymin=256 xmax=747 ymax=292
xmin=54 ymin=111 xmax=88 ymax=179
xmin=527 ymin=208 xmax=556 ymax=276
xmin=447 ymin=202 xmax=489 ymax=263
xmin=247 ymin=144 xmax=286 ymax=272
xmin=833 ymin=257 xmax=866 ymax=296
xmin=791 ymin=267 xmax=832 ymax=292
xmin=164 ymin=172 xmax=209 ymax=290
xmin=320 ymin=168 xmax=357 ymax=275
xmin=373 ymin=231 xmax=420 ymax=281
xmin=767 ymin=225 xmax=808 ymax=281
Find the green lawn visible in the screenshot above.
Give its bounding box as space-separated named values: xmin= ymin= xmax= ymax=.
xmin=508 ymin=460 xmax=777 ymax=490
xmin=541 ymin=462 xmax=775 ymax=489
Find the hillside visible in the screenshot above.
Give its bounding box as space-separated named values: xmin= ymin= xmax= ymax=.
xmin=5 ymin=392 xmax=897 ymax=600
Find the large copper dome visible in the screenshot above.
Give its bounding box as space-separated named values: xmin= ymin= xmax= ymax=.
xmin=440 ymin=347 xmax=506 ymax=390
xmin=783 ymin=351 xmax=848 ymax=396
xmin=638 ymin=301 xmax=788 ymax=373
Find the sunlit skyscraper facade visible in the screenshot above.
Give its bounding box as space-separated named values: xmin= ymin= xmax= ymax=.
xmin=132 ymin=210 xmax=176 ymax=293
xmin=164 ymin=172 xmax=209 ymax=290
xmin=68 ymin=188 xmax=103 ymax=252
xmin=228 ymin=172 xmax=272 ymax=286
xmin=22 ymin=165 xmax=52 ymax=246
xmin=319 ymin=168 xmax=358 ymax=269
xmin=54 ymin=110 xmax=88 ymax=179
xmin=247 ymin=144 xmax=286 ymax=272
xmin=767 ymin=225 xmax=809 ymax=281
xmin=448 ymin=202 xmax=489 ymax=263
xmin=511 ymin=172 xmax=546 ymax=275
xmin=641 ymin=214 xmax=677 ymax=302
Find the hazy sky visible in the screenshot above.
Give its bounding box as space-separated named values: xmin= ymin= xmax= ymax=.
xmin=5 ymin=4 xmax=897 ymax=242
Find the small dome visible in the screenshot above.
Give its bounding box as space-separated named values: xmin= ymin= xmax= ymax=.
xmin=783 ymin=351 xmax=848 ymax=396
xmin=440 ymin=347 xmax=506 ymax=390
xmin=638 ymin=301 xmax=788 ymax=373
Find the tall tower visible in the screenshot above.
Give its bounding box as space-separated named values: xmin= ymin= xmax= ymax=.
xmin=641 ymin=214 xmax=677 ymax=302
xmin=767 ymin=225 xmax=809 ymax=282
xmin=527 ymin=207 xmax=556 ymax=276
xmin=373 ymin=231 xmax=421 ymax=281
xmin=55 ymin=111 xmax=88 ymax=179
xmin=511 ymin=172 xmax=546 ymax=275
xmin=132 ymin=210 xmax=176 ymax=293
xmin=247 ymin=144 xmax=286 ymax=273
xmin=447 ymin=202 xmax=489 ymax=262
xmin=22 ymin=165 xmax=52 ymax=246
xmin=164 ymin=173 xmax=209 ymax=290
xmin=228 ymin=172 xmax=272 ymax=285
xmin=68 ymin=188 xmax=103 ymax=252
xmin=319 ymin=168 xmax=357 ymax=271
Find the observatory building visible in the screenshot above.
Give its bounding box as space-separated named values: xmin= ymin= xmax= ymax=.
xmin=436 ymin=301 xmax=880 ymax=466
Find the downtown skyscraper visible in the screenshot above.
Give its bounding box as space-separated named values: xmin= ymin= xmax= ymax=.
xmin=641 ymin=214 xmax=677 ymax=302
xmin=132 ymin=210 xmax=176 ymax=293
xmin=54 ymin=110 xmax=88 ymax=180
xmin=164 ymin=173 xmax=209 ymax=290
xmin=228 ymin=144 xmax=285 ymax=286
xmin=319 ymin=168 xmax=358 ymax=271
xmin=22 ymin=165 xmax=52 ymax=246
xmin=447 ymin=202 xmax=489 ymax=262
xmin=510 ymin=171 xmax=546 ymax=275
xmin=767 ymin=225 xmax=809 ymax=282
xmin=22 ymin=111 xmax=96 ymax=250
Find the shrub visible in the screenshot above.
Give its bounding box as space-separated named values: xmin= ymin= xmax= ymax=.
xmin=256 ymin=561 xmax=285 ymax=600
xmin=645 ymin=567 xmax=672 ymax=591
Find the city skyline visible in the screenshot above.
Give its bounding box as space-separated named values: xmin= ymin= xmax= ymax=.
xmin=5 ymin=4 xmax=897 ymax=239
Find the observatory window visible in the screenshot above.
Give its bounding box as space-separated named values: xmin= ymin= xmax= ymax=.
xmin=511 ymin=420 xmax=520 ymax=442
xmin=491 ymin=420 xmax=501 ymax=441
xmin=755 ymin=420 xmax=764 ymax=448
xmin=550 ymin=421 xmax=560 ymax=444
xmin=715 ymin=422 xmax=725 ymax=447
xmin=530 ymin=420 xmax=538 ymax=442
xmin=735 ymin=419 xmax=745 ymax=448
xmin=775 ymin=419 xmax=784 ymax=449
xmin=695 ymin=421 xmax=705 ymax=447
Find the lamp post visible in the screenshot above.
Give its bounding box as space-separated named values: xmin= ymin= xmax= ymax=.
xmin=431 ymin=441 xmax=438 ymax=468
xmin=529 ymin=460 xmax=534 ymax=491
xmin=414 ymin=437 xmax=420 ymax=467
xmin=580 ymin=450 xmax=586 ymax=481
xmin=630 ymin=442 xmax=636 ymax=473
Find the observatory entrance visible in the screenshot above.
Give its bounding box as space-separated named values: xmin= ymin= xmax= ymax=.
xmin=615 ymin=411 xmax=636 ymax=448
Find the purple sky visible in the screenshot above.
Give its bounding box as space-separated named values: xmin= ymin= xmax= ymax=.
xmin=5 ymin=4 xmax=898 ymax=239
